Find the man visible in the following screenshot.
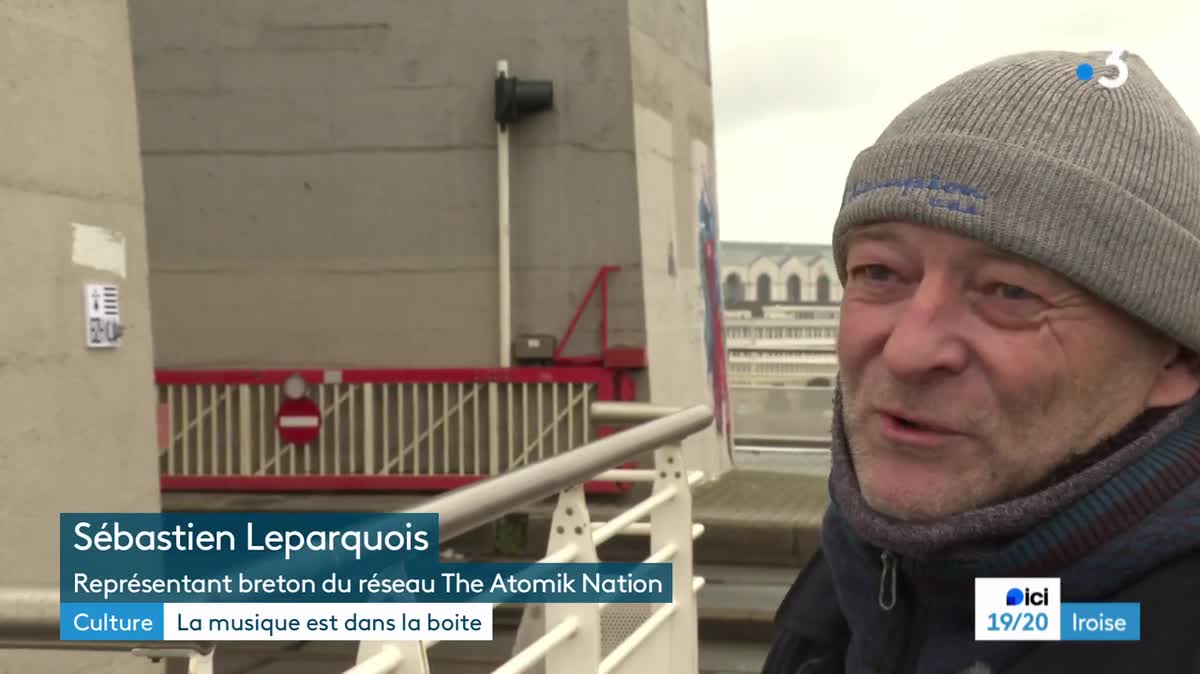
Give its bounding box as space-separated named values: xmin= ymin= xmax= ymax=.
xmin=762 ymin=50 xmax=1200 ymax=673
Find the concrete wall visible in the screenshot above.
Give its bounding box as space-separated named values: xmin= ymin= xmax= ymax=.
xmin=0 ymin=2 xmax=160 ymax=672
xmin=130 ymin=0 xmax=644 ymax=368
xmin=628 ymin=0 xmax=732 ymax=478
xmin=130 ymin=0 xmax=733 ymax=479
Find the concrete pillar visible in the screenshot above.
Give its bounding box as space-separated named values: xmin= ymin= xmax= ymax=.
xmin=130 ymin=0 xmax=731 ymax=477
xmin=129 ymin=0 xmax=646 ymax=369
xmin=629 ymin=0 xmax=734 ymax=479
xmin=0 ymin=1 xmax=161 ymax=672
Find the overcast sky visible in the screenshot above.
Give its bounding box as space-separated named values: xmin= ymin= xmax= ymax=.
xmin=707 ymin=0 xmax=1200 ymax=244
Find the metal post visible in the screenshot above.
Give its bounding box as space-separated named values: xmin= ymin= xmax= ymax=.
xmin=497 ymin=59 xmax=511 ymax=369
xmin=353 ymin=640 xmax=429 ymax=674
xmin=188 ymin=648 xmax=215 ymax=674
xmin=131 ymin=646 xmax=216 ymax=674
xmin=651 ymin=443 xmax=698 ymax=674
xmin=489 ymin=382 xmax=501 ymax=474
xmin=238 ymin=384 xmax=252 ymax=474
xmin=543 ymin=485 xmax=601 ymax=673
xmin=364 ymin=382 xmax=376 ymax=475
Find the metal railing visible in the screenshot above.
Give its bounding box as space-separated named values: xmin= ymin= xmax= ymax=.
xmin=0 ymin=401 xmax=712 ymax=674
xmin=155 ymin=367 xmax=629 ymax=494
xmin=726 ymin=359 xmax=838 ymax=386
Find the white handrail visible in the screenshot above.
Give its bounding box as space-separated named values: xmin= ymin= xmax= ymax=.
xmin=590 ymin=485 xmax=679 ymax=546
xmin=345 ymin=646 xmax=404 ymax=674
xmin=410 ymin=405 xmax=711 ymax=543
xmin=1 ymin=401 xmax=712 ymax=674
xmin=492 ymin=616 xmax=579 ymax=674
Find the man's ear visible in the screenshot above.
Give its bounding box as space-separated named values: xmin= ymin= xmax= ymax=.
xmin=1147 ymin=346 xmax=1200 ymax=408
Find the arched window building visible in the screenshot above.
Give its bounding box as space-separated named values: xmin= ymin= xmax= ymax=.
xmin=718 ymin=241 xmax=844 ymax=387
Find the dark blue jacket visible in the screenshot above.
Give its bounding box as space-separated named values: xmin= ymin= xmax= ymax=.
xmin=761 ymin=546 xmax=1200 ymax=673
xmin=761 ymin=411 xmax=1200 ymax=674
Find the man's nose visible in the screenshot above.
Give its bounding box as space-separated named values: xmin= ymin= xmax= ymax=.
xmin=880 ymin=275 xmax=969 ymax=379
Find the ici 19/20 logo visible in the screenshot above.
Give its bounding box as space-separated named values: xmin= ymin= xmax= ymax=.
xmin=1076 ymin=48 xmax=1128 ymax=89
xmin=1006 ymin=587 xmax=1050 ymax=606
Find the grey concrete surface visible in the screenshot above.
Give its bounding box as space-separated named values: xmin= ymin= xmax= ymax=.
xmin=734 ymin=446 xmax=831 ymax=476
xmin=128 ymin=0 xmax=645 ymax=369
xmin=731 ymin=386 xmax=836 ymax=439
xmin=129 ymin=0 xmax=735 ymax=481
xmin=625 ymin=0 xmax=734 ymax=479
xmin=689 ymin=469 xmax=827 ymax=568
xmin=0 ymin=2 xmax=161 ymax=672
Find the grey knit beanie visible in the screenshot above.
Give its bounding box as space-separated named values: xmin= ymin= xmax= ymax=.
xmin=832 ymin=50 xmax=1200 ymax=352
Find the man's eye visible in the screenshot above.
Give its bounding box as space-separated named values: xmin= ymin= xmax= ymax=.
xmin=853 ymin=264 xmax=893 ymax=281
xmin=988 ymin=283 xmax=1036 ymax=301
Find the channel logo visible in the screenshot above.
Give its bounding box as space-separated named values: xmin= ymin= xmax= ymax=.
xmin=976 ymin=578 xmax=1141 ymax=641
xmin=975 ymin=578 xmax=1060 ymax=641
xmin=1076 ymin=48 xmax=1128 ymax=89
xmin=1006 ymin=587 xmax=1050 ymax=606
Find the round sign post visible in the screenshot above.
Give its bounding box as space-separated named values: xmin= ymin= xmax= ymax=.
xmin=276 ymin=396 xmax=321 ymax=445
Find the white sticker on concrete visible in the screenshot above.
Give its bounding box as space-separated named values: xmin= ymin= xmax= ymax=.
xmin=71 ymin=223 xmax=126 ymax=278
xmin=85 ymin=284 xmax=121 ymax=349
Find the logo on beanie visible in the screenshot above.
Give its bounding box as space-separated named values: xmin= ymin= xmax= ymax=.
xmin=842 ymin=175 xmax=988 ymax=216
xmin=1076 ymin=48 xmax=1128 ymax=89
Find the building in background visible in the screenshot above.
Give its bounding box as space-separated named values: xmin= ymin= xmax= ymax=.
xmin=718 ymin=241 xmax=842 ymax=387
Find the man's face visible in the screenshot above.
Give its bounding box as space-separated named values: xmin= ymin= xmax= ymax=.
xmin=838 ymin=221 xmax=1180 ymax=521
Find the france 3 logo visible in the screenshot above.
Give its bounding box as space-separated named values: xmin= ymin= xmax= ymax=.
xmin=974 ymin=578 xmax=1061 ymax=641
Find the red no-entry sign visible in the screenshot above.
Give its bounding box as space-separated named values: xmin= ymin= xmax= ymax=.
xmin=275 ymin=396 xmax=321 ymax=445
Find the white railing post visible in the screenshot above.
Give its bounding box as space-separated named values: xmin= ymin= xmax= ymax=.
xmin=19 ymin=402 xmax=717 ymax=674
xmin=543 ymin=484 xmax=602 ymax=673
xmin=239 ymin=384 xmax=252 ymax=474
xmin=189 ymin=647 xmax=215 ymax=674
xmin=353 ymin=640 xmax=429 ymax=674
xmin=128 ymin=645 xmax=216 ymax=672
xmin=650 ymin=442 xmax=698 ymax=674
xmin=364 ymin=382 xmax=376 ymax=475
xmin=488 ymin=382 xmax=501 ymax=474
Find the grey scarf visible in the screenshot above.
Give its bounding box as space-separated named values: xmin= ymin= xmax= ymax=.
xmin=826 ymin=384 xmax=1200 ymax=560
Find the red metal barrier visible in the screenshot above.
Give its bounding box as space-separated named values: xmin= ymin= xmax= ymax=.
xmin=156 ymin=366 xmax=632 ymax=495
